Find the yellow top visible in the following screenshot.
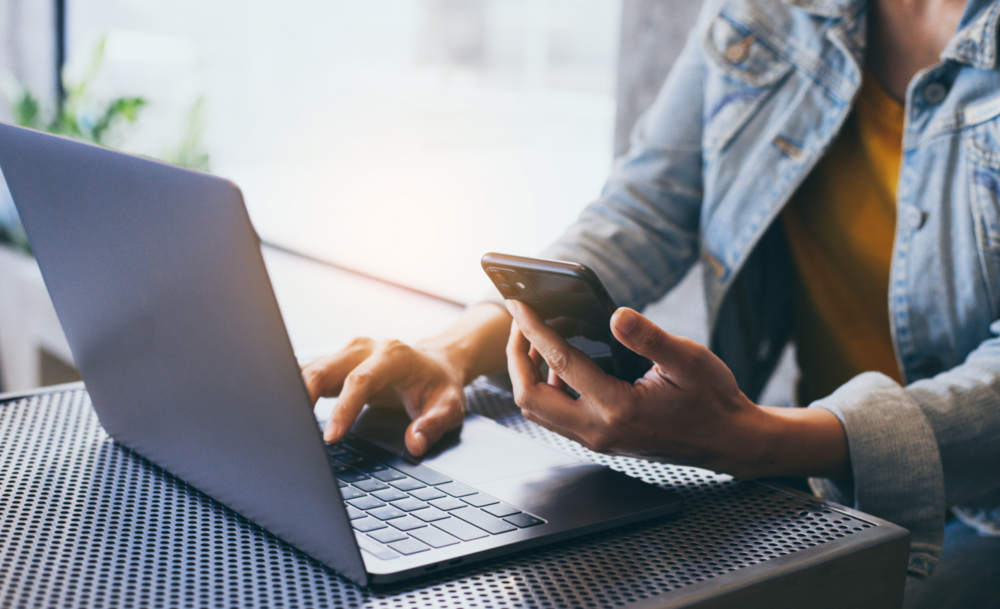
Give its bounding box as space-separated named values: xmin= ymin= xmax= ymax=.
xmin=781 ymin=71 xmax=906 ymax=405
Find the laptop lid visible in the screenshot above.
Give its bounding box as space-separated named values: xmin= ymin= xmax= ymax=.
xmin=0 ymin=123 xmax=369 ymax=585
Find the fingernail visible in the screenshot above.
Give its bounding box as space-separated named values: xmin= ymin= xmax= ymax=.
xmin=505 ymin=300 xmax=518 ymax=315
xmin=614 ymin=308 xmax=637 ymax=335
xmin=412 ymin=431 xmax=427 ymax=455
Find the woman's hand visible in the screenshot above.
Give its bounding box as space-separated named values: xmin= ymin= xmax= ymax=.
xmin=301 ymin=303 xmax=512 ymax=456
xmin=505 ymin=300 xmax=850 ymax=479
xmin=301 ymin=338 xmax=467 ymax=456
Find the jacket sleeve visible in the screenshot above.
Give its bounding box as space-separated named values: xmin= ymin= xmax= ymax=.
xmin=810 ymin=317 xmax=1000 ymax=578
xmin=537 ymin=8 xmax=711 ymax=311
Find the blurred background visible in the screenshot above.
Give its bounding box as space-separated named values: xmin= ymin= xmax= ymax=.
xmin=1 ymin=0 xmax=796 ymax=402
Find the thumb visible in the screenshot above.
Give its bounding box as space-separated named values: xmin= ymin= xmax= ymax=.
xmin=610 ymin=307 xmax=697 ymax=367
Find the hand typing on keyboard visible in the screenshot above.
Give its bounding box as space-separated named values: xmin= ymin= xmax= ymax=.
xmin=300 ymin=303 xmax=511 ymax=456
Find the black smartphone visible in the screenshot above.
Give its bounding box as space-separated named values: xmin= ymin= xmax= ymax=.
xmin=482 ymin=252 xmax=652 ymax=384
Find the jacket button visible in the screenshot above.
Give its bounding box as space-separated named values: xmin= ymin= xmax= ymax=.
xmin=923 ymin=82 xmax=947 ymax=104
xmin=903 ymin=206 xmax=927 ymax=230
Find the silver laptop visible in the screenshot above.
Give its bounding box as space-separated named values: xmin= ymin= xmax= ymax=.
xmin=0 ymin=122 xmax=681 ymax=586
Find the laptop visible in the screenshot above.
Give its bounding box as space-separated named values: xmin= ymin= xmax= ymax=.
xmin=0 ymin=122 xmax=681 ymax=586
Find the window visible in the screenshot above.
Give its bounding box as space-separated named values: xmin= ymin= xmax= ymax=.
xmin=7 ymin=0 xmax=621 ymax=304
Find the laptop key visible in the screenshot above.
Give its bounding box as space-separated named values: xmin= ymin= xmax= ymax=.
xmin=428 ymin=497 xmax=466 ymax=511
xmin=368 ymin=506 xmax=406 ymax=521
xmin=345 ymin=505 xmax=366 ymax=520
xmin=462 ymin=493 xmax=499 ymax=508
xmin=352 ymin=516 xmax=387 ymax=532
xmin=388 ymin=516 xmax=428 ymax=531
xmin=504 ymin=513 xmax=545 ymax=528
xmin=432 ymin=517 xmax=488 ymax=541
xmin=389 ymin=478 xmax=426 ymax=492
xmin=337 ymin=481 xmax=347 ymax=488
xmin=388 ymin=538 xmax=431 ymax=556
xmin=369 ymin=528 xmax=408 ymax=544
xmin=326 ymin=445 xmax=351 ymax=459
xmin=372 ymin=469 xmax=407 ymax=482
xmin=339 ymin=486 xmax=366 ymax=500
xmin=336 ymin=471 xmax=369 ymax=484
xmin=409 ymin=526 xmax=459 ymax=548
xmin=483 ymin=503 xmax=520 ymax=518
xmin=372 ymin=488 xmax=408 ymax=502
xmin=353 ymin=478 xmax=389 ymax=492
xmin=347 ymin=496 xmax=386 ymax=511
xmin=437 ymin=482 xmax=476 ymax=497
xmin=336 ymin=453 xmax=366 ymax=465
xmin=391 ymin=497 xmax=429 ymax=512
xmin=412 ymin=507 xmax=450 ymax=523
xmin=451 ymin=507 xmax=517 ymax=534
xmin=409 ymin=487 xmax=446 ymax=501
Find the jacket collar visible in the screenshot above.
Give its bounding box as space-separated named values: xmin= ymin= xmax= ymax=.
xmin=941 ymin=0 xmax=1000 ymax=70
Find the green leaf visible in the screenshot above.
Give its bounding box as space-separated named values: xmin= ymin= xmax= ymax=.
xmin=89 ymin=97 xmax=147 ymax=144
xmin=13 ymin=91 xmax=41 ymax=129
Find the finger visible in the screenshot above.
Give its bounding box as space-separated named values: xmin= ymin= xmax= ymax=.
xmin=505 ymin=299 xmax=619 ymax=400
xmin=528 ymin=345 xmax=545 ymax=383
xmin=507 ymin=321 xmax=542 ymax=394
xmin=326 ymin=340 xmax=412 ymax=443
xmin=508 ymin=323 xmax=590 ymax=423
xmin=610 ymin=308 xmax=701 ymax=383
xmin=404 ymin=386 xmax=466 ymax=456
xmin=300 ymin=338 xmax=374 ymax=403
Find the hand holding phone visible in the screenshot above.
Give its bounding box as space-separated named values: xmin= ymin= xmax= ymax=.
xmin=482 ymin=253 xmax=651 ymax=383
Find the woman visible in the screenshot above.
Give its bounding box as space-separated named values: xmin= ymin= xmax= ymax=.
xmin=302 ymin=0 xmax=1000 ymax=604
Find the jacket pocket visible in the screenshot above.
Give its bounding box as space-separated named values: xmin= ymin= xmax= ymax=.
xmin=965 ymin=116 xmax=1000 ymax=251
xmin=701 ymin=11 xmax=792 ymax=151
xmin=964 ymin=114 xmax=1000 ymax=312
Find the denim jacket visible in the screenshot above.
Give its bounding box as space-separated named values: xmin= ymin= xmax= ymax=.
xmin=540 ymin=0 xmax=1000 ymax=578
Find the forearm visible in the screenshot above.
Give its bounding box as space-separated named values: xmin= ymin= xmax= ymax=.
xmin=753 ymin=406 xmax=852 ymax=480
xmin=415 ymin=302 xmax=511 ymax=385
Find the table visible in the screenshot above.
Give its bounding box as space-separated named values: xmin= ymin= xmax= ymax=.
xmin=0 ymin=381 xmax=909 ymax=608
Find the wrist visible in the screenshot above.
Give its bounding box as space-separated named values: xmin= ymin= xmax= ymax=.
xmin=753 ymin=406 xmax=852 ymax=480
xmin=709 ymin=397 xmax=775 ymax=479
xmin=415 ymin=302 xmax=511 ymax=385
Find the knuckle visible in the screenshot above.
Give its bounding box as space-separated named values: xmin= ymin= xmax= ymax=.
xmin=378 ymin=338 xmax=408 ymax=354
xmin=301 ymin=365 xmax=320 ymax=382
xmin=543 ymin=348 xmax=570 ymax=374
xmin=388 ymin=340 xmax=416 ymax=362
xmin=512 ymin=386 xmax=533 ymax=411
xmin=347 ymin=336 xmax=374 ymax=352
xmin=345 ymin=368 xmax=375 ymax=389
xmin=639 ymin=329 xmax=663 ymax=353
xmin=601 ymin=407 xmax=624 ymax=428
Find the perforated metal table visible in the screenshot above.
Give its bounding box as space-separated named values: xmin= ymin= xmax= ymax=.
xmin=1 ymin=383 xmax=908 ymax=608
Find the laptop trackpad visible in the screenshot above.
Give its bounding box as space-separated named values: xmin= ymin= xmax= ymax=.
xmin=350 ymin=407 xmax=581 ymax=484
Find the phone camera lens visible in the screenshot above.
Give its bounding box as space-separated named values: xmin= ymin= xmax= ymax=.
xmin=491 ymin=271 xmax=507 ymax=283
xmin=498 ymin=284 xmax=517 ymax=298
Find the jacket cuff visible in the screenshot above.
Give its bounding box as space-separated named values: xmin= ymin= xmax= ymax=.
xmin=808 ymin=371 xmax=946 ymax=579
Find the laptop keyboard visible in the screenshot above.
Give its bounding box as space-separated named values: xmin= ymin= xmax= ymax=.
xmin=326 ymin=442 xmax=545 ymax=561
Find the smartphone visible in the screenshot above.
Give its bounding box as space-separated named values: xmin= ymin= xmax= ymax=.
xmin=482 ymin=253 xmax=652 ymax=384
